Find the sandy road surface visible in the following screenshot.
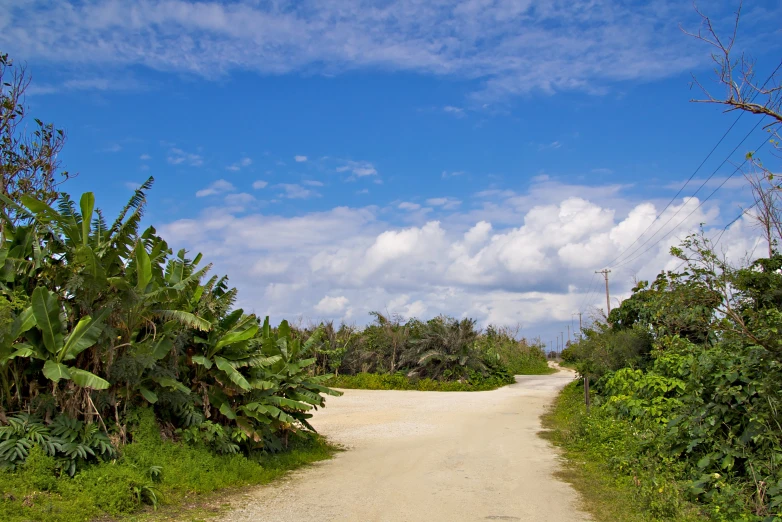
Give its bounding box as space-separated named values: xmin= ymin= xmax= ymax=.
xmin=221 ymin=367 xmax=591 ymax=522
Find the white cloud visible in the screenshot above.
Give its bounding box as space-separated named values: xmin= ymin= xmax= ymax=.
xmin=2 ymin=0 xmax=742 ymax=99
xmin=336 ymin=160 xmax=378 ymax=178
xmin=159 ymin=179 xmax=759 ymax=342
xmin=226 ymin=157 xmax=252 ymax=171
xmin=252 ymin=180 xmax=268 ymax=189
xmin=443 ymin=106 xmax=465 ymax=117
xmin=294 ymin=155 xmax=308 ymax=162
xmin=303 ymin=180 xmax=324 ymax=187
xmin=398 ymin=202 xmax=421 ymax=211
xmin=276 ymin=183 xmax=319 ymax=199
xmin=441 ymin=170 xmax=465 ymax=179
xmin=224 ymin=192 xmax=256 ymax=207
xmin=426 ymin=197 xmax=462 ymax=209
xmin=139 ymin=154 xmax=151 ymax=161
xmin=315 ymin=295 xmax=349 ymax=315
xmin=538 ymin=141 xmax=562 ymax=151
xmin=196 ymin=179 xmax=235 ymax=197
xmin=168 ymin=147 xmax=203 ymax=167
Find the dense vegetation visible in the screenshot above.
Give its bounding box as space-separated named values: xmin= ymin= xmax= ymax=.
xmin=560 ymin=237 xmax=782 ymax=521
xmin=311 ymin=314 xmax=552 ymax=390
xmin=0 ymin=51 xmax=551 ymax=520
xmin=0 ymin=53 xmax=343 ymax=520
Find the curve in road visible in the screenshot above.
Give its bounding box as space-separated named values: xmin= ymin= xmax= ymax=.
xmin=222 ymin=367 xmax=592 ymax=522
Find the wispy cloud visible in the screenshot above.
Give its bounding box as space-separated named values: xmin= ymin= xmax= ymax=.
xmin=427 ymin=197 xmax=462 ymax=210
xmin=303 ymin=180 xmax=324 ymax=187
xmin=252 ymin=180 xmax=269 ymax=189
xmin=441 ymin=170 xmax=465 ymax=179
xmin=226 ymin=157 xmax=252 ymax=171
xmin=139 ymin=154 xmax=151 ymax=161
xmin=276 ymin=183 xmax=319 ymax=199
xmin=294 ymin=155 xmax=308 ymax=163
xmin=336 ymin=160 xmax=378 ymax=178
xmin=538 ymin=141 xmax=562 ymax=151
xmin=0 ymin=0 xmax=733 ymax=99
xmin=26 ymin=75 xmax=148 ymax=95
xmin=168 ymin=147 xmax=203 ymax=167
xmin=196 ymin=179 xmax=235 ymax=197
xmin=398 ymin=202 xmax=421 ymax=211
xmin=100 ymin=143 xmax=122 ymax=153
xmin=443 ymin=105 xmax=465 ymax=117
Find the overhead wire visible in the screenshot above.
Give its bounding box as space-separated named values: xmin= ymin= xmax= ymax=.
xmin=608 ymin=117 xmax=764 ymax=269
xmin=576 ymin=272 xmax=598 ymax=312
xmin=605 ymin=59 xmax=782 ymax=269
xmin=610 ymin=133 xmax=770 ymax=270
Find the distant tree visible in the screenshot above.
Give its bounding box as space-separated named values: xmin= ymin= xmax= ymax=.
xmin=0 ymin=52 xmax=70 ymax=234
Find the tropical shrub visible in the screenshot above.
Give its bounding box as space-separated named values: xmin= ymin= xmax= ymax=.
xmin=0 ymin=183 xmax=341 ymax=476
xmin=563 ymin=241 xmax=782 ymax=519
xmin=309 ymin=313 xmax=550 ymax=390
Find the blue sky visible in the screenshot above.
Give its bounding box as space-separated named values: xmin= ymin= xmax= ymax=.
xmin=2 ymin=0 xmax=781 ymax=346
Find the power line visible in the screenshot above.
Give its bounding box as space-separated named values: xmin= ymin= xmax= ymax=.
xmin=605 ymin=59 xmax=782 ymax=269
xmin=602 ymin=115 xmax=746 ymax=269
xmin=576 ymin=272 xmax=597 ymax=311
xmin=611 ymin=133 xmax=770 ymax=270
xmin=712 ymin=200 xmax=760 ymax=246
xmin=608 ymin=117 xmax=764 ymax=269
xmin=668 ymin=200 xmax=761 ymax=274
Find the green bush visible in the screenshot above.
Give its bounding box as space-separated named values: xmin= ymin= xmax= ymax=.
xmin=543 ymin=381 xmax=707 ymax=522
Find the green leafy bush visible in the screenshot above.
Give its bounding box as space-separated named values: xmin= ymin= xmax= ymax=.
xmin=561 ymin=247 xmax=782 ymax=520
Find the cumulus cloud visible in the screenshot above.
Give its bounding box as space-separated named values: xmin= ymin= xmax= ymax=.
xmin=398 ymin=202 xmax=421 ymax=211
xmin=252 ymin=180 xmax=269 ymax=189
xmin=294 ymin=155 xmax=308 ymax=162
xmin=2 ymin=0 xmax=753 ymax=99
xmin=196 ymin=179 xmax=235 ymax=197
xmin=159 ymin=180 xmax=759 ymax=341
xmin=315 ymin=295 xmax=350 ymax=315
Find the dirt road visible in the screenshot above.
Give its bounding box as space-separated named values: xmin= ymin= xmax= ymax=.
xmin=222 ymin=367 xmax=591 ymax=522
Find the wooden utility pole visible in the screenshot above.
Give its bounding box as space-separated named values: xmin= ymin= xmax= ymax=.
xmin=560 ymin=331 xmax=564 ymax=350
xmin=567 ymin=324 xmax=571 ymax=344
xmin=595 ymin=269 xmax=611 ymax=315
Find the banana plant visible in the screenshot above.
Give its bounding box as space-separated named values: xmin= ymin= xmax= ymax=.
xmin=17 ymin=287 xmax=110 ymax=389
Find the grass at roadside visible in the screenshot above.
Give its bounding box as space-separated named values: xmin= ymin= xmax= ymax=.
xmin=0 ymin=431 xmax=337 ymax=522
xmin=540 ymin=381 xmax=708 ymax=522
xmin=326 ymin=372 xmax=516 ymax=391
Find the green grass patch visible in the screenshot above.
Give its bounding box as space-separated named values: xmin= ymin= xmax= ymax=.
xmin=326 ymin=372 xmax=516 ymax=391
xmin=0 ymin=431 xmax=336 ymax=522
xmin=540 ymin=381 xmax=708 ymax=522
xmin=511 ymin=361 xmax=557 ymax=375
